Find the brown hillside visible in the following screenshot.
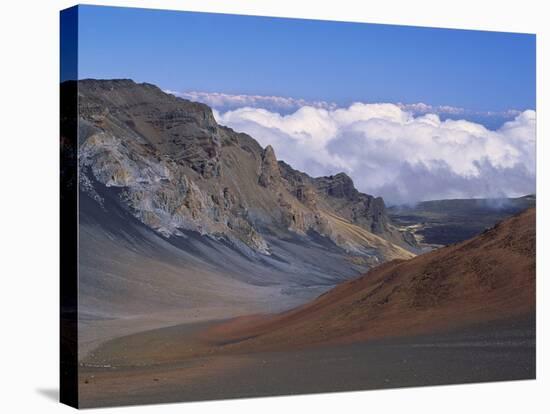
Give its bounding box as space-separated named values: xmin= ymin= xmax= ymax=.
xmin=207 ymin=208 xmax=536 ymax=351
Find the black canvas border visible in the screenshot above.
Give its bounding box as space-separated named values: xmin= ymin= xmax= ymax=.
xmin=60 ymin=5 xmax=79 ymax=409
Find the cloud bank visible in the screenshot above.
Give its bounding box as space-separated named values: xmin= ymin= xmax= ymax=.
xmin=169 ymin=90 xmax=338 ymax=113
xmin=169 ymin=90 xmax=523 ymax=129
xmin=214 ymin=103 xmax=536 ymax=205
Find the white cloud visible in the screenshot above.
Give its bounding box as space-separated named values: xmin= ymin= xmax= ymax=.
xmin=168 ymin=89 xmax=524 ymax=129
xmin=166 ymin=90 xmax=338 ymax=113
xmin=397 ymin=102 xmax=466 ymax=115
xmin=215 ymin=103 xmax=536 ymax=204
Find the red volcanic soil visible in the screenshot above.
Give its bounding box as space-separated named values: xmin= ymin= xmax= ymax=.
xmin=204 ymin=208 xmax=536 ymax=352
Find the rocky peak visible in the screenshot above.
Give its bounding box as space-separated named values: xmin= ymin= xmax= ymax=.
xmin=258 ymin=145 xmax=281 ymax=187
xmin=314 ymin=173 xmax=359 ymax=200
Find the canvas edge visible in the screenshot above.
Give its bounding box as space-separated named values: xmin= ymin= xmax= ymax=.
xmin=60 ymin=4 xmax=79 ymax=409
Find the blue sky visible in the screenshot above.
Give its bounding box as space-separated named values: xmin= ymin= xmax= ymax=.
xmin=72 ymin=5 xmax=536 ymax=113
xmin=64 ymin=5 xmax=536 ymax=203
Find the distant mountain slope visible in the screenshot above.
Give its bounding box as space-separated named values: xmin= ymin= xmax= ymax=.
xmin=389 ymin=195 xmax=535 ymax=247
xmin=203 ymin=208 xmax=535 ymax=351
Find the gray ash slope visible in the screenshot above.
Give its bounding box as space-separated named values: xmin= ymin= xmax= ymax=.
xmin=70 ymin=79 xmax=416 ymax=337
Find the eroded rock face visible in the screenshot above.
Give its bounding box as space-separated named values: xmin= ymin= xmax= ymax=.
xmin=258 ymin=145 xmax=281 ymax=188
xmin=79 ymin=79 xmax=222 ymax=178
xmin=295 ymin=185 xmax=318 ymax=209
xmin=315 ymin=173 xmax=358 ymax=200
xmin=73 ymin=79 xmax=416 ymax=260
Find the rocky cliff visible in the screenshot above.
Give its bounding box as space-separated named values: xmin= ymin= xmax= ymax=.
xmin=75 ymin=79 xmax=415 ymax=262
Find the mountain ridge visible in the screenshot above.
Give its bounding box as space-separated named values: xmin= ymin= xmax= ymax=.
xmin=66 ymin=78 xmax=417 ymax=353
xmin=72 ymin=78 xmax=416 ymax=259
